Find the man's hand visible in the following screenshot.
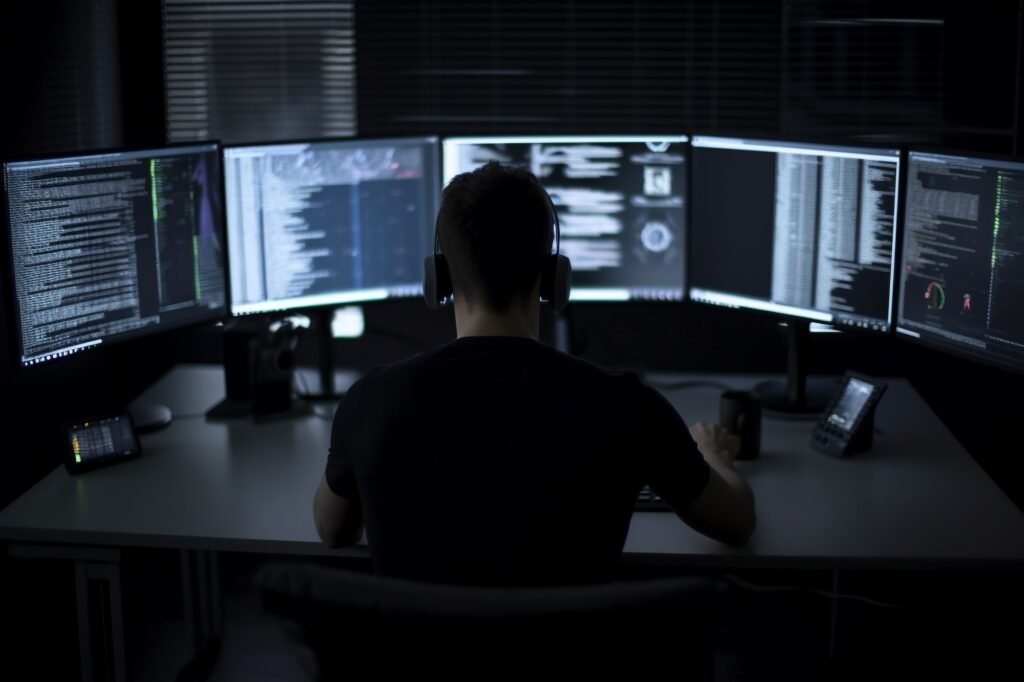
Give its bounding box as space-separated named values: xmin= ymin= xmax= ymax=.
xmin=313 ymin=475 xmax=363 ymax=548
xmin=689 ymin=422 xmax=741 ymax=463
xmin=677 ymin=421 xmax=756 ymax=547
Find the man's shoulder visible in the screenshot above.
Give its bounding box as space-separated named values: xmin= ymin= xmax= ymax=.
xmin=354 ymin=341 xmax=454 ymax=386
xmin=553 ymin=350 xmax=648 ymax=388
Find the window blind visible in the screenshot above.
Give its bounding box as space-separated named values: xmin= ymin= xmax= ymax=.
xmin=0 ymin=0 xmax=122 ymax=157
xmin=356 ymin=0 xmax=782 ymax=137
xmin=163 ymin=0 xmax=357 ymax=143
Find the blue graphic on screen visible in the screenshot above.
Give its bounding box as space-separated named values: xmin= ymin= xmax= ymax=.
xmin=225 ymin=137 xmax=439 ymax=315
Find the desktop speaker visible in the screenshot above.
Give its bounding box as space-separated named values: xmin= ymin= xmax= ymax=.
xmin=206 ymin=318 xmax=312 ymax=420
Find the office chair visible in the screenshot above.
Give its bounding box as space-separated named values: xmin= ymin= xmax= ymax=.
xmin=255 ymin=562 xmax=716 ymax=677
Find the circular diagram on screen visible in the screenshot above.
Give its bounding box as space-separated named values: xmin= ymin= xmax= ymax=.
xmin=925 ymin=282 xmax=946 ymax=311
xmin=632 ymin=211 xmax=681 ymax=265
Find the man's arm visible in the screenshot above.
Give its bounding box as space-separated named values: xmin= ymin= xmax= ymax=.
xmin=673 ymin=423 xmax=756 ymax=547
xmin=313 ymin=474 xmax=363 ymax=548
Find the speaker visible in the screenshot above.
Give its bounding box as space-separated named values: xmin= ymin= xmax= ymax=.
xmin=206 ymin=317 xmax=312 ymax=420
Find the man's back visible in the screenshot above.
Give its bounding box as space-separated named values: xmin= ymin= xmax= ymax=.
xmin=326 ymin=336 xmax=710 ymax=586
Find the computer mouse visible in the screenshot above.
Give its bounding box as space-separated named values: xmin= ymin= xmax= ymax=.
xmin=129 ymin=404 xmax=173 ymax=434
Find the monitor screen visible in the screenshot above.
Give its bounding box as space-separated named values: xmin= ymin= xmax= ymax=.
xmin=896 ymin=151 xmax=1024 ymax=373
xmin=4 ymin=144 xmax=226 ymax=367
xmin=689 ymin=136 xmax=900 ymax=331
xmin=225 ymin=137 xmax=440 ymax=315
xmin=442 ymin=136 xmax=688 ymax=302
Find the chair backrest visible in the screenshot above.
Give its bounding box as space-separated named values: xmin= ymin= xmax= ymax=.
xmin=255 ymin=562 xmax=716 ymax=675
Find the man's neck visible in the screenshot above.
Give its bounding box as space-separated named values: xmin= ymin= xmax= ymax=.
xmin=454 ymin=299 xmax=540 ymax=340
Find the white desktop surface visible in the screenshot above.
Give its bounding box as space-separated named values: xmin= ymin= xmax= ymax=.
xmin=2 ymin=364 xmax=1023 ymax=569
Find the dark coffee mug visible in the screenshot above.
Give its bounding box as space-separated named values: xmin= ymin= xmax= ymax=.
xmin=720 ymin=390 xmax=762 ymax=461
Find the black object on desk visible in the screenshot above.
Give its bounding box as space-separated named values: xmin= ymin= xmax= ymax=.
xmin=206 ymin=317 xmax=313 ymax=421
xmin=720 ymin=390 xmax=762 ymax=460
xmin=810 ymin=372 xmax=887 ymax=458
xmin=128 ymin=404 xmax=173 ymax=433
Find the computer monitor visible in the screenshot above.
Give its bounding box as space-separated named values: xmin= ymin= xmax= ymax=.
xmin=442 ymin=136 xmax=689 ymax=302
xmin=4 ymin=144 xmax=227 ymax=367
xmin=689 ymin=136 xmax=901 ymax=332
xmin=224 ymin=137 xmax=440 ymax=315
xmin=689 ymin=136 xmax=901 ymax=414
xmin=896 ymin=151 xmax=1024 ymax=373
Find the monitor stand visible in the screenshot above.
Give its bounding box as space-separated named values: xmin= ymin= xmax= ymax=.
xmin=297 ymin=308 xmax=345 ymax=401
xmin=552 ymin=309 xmax=572 ymax=355
xmin=754 ymin=319 xmax=838 ymax=418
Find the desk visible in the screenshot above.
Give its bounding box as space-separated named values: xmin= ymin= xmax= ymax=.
xmin=4 ymin=363 xmax=1024 ymax=566
xmin=3 ymin=364 xmax=1024 ymax=678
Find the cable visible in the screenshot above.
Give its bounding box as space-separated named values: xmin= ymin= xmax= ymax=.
xmin=292 ymin=368 xmax=334 ymax=419
xmin=644 ymin=377 xmax=734 ymax=392
xmin=172 ymin=412 xmax=208 ymax=421
xmin=294 ymin=366 xmax=312 ymax=398
xmin=724 ymin=574 xmax=904 ymax=609
xmin=311 ymin=405 xmax=334 ymax=421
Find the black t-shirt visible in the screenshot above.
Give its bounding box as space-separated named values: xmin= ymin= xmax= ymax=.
xmin=326 ymin=335 xmax=710 ymax=586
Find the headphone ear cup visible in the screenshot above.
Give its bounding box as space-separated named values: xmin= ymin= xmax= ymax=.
xmin=423 ymin=255 xmax=438 ymax=310
xmin=540 ymin=254 xmax=572 ymax=310
xmin=423 ymin=254 xmax=453 ymax=310
xmin=552 ymin=254 xmax=571 ymax=311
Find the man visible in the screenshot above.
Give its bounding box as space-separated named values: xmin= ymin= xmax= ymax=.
xmin=314 ymin=162 xmax=755 ymax=586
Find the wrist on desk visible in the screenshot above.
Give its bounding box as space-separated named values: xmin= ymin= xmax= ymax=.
xmin=704 ymin=452 xmax=752 ymax=494
xmin=700 ymin=447 xmax=736 ymax=472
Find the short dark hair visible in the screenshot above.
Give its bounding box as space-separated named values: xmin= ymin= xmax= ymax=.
xmin=438 ymin=161 xmax=554 ymax=311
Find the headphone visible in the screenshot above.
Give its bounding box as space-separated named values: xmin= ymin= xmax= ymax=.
xmin=255 ymin=315 xmax=307 ymax=381
xmin=423 ymin=190 xmax=571 ymax=311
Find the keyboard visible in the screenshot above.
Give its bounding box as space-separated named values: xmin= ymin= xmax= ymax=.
xmin=635 ymin=485 xmax=672 ymax=512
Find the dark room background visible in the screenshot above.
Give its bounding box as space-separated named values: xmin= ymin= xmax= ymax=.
xmin=2 ymin=0 xmax=1022 ymax=519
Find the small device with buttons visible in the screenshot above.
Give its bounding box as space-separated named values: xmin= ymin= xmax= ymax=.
xmin=809 ymin=372 xmax=886 ymax=458
xmin=64 ymin=413 xmax=142 ymax=474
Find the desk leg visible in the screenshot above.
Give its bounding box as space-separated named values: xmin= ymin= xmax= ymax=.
xmin=73 ymin=558 xmax=127 ymax=682
xmin=209 ymin=550 xmax=222 ymax=637
xmin=8 ymin=545 xmax=125 ymax=682
xmin=180 ymin=549 xmax=223 ymax=658
xmin=75 ymin=562 xmax=93 ymax=681
xmin=829 ymin=569 xmax=841 ymax=660
xmin=180 ymin=550 xmax=200 ymax=654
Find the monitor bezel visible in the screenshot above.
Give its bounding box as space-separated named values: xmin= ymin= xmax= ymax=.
xmin=2 ymin=140 xmax=229 ymax=369
xmin=220 ymin=135 xmax=442 ymax=317
xmin=894 ymin=146 xmax=1024 ymax=376
xmin=686 ymin=131 xmax=903 ymax=335
xmin=440 ymin=134 xmax=691 ymax=304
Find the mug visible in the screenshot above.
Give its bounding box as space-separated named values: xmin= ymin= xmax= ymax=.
xmin=720 ymin=390 xmax=762 ymax=460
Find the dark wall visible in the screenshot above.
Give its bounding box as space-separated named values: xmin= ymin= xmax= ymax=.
xmin=2 ymin=0 xmax=1023 ymax=516
xmin=0 ymin=0 xmax=181 ymax=509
